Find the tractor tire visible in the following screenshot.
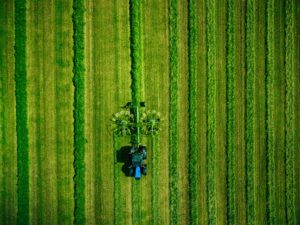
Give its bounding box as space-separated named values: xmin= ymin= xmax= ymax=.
xmin=128 ymin=167 xmax=134 ymax=176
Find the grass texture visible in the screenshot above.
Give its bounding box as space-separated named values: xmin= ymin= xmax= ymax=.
xmin=72 ymin=0 xmax=86 ymax=224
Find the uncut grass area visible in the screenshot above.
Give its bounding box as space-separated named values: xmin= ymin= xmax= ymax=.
xmin=0 ymin=0 xmax=299 ymax=225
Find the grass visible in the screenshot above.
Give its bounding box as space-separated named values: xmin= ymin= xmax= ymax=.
xmin=113 ymin=134 xmax=122 ymax=225
xmin=226 ymin=0 xmax=236 ymax=223
xmin=188 ymin=0 xmax=198 ymax=224
xmin=266 ymin=0 xmax=276 ymax=223
xmin=169 ymin=0 xmax=179 ymax=224
xmin=206 ymin=0 xmax=217 ymax=224
xmin=15 ymin=0 xmax=29 ymax=224
xmin=285 ymin=0 xmax=296 ymax=224
xmin=245 ymin=0 xmax=255 ymax=224
xmin=151 ymin=136 xmax=160 ymax=225
xmin=72 ymin=0 xmax=85 ymax=224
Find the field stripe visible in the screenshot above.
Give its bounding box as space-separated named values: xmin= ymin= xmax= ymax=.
xmin=26 ymin=1 xmax=43 ymax=223
xmin=285 ymin=0 xmax=296 ymax=224
xmin=112 ymin=1 xmax=122 ymax=224
xmin=215 ymin=0 xmax=227 ymax=223
xmin=151 ymin=136 xmax=160 ymax=225
xmin=187 ymin=0 xmax=198 ymax=223
xmin=84 ymin=0 xmax=95 ymax=223
xmin=205 ymin=0 xmax=216 ymax=224
xmin=169 ymin=0 xmax=179 ymax=224
xmin=113 ymin=134 xmax=122 ymax=225
xmin=54 ymin=0 xmax=74 ymax=224
xmin=72 ymin=0 xmax=86 ymax=224
xmin=234 ymin=0 xmax=247 ymax=223
xmin=178 ymin=0 xmax=190 ymax=223
xmin=273 ymin=0 xmax=287 ymax=223
xmin=0 ymin=1 xmax=17 ymax=224
xmin=15 ymin=0 xmax=29 ymax=224
xmin=266 ymin=0 xmax=276 ymax=223
xmin=129 ymin=0 xmax=142 ymax=224
xmin=226 ymin=0 xmax=236 ymax=223
xmin=195 ymin=1 xmax=208 ymax=224
xmin=245 ymin=0 xmax=255 ymax=224
xmin=253 ymin=0 xmax=267 ymax=224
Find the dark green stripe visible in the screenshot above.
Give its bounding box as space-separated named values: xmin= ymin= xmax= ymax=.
xmin=169 ymin=0 xmax=179 ymax=224
xmin=188 ymin=0 xmax=198 ymax=224
xmin=266 ymin=0 xmax=276 ymax=223
xmin=226 ymin=0 xmax=236 ymax=224
xmin=206 ymin=0 xmax=216 ymax=224
xmin=15 ymin=0 xmax=29 ymax=224
xmin=72 ymin=0 xmax=85 ymax=224
xmin=245 ymin=0 xmax=255 ymax=224
xmin=285 ymin=0 xmax=296 ymax=224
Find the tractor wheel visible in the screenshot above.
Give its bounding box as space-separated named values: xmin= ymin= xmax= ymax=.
xmin=128 ymin=167 xmax=134 ymax=176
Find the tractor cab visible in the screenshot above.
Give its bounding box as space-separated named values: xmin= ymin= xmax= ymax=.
xmin=128 ymin=146 xmax=147 ymax=179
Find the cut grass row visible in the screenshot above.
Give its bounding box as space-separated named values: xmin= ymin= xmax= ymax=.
xmin=129 ymin=0 xmax=142 ymax=224
xmin=266 ymin=0 xmax=276 ymax=223
xmin=245 ymin=0 xmax=255 ymax=224
xmin=187 ymin=0 xmax=198 ymax=224
xmin=72 ymin=0 xmax=85 ymax=224
xmin=226 ymin=0 xmax=236 ymax=223
xmin=285 ymin=0 xmax=296 ymax=224
xmin=129 ymin=0 xmax=141 ymax=106
xmin=15 ymin=0 xmax=29 ymax=224
xmin=206 ymin=0 xmax=216 ymax=224
xmin=169 ymin=0 xmax=179 ymax=224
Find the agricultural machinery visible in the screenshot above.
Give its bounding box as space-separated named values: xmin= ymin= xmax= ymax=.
xmin=112 ymin=102 xmax=161 ymax=180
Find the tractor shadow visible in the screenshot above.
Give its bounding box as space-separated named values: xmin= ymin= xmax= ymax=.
xmin=116 ymin=146 xmax=132 ymax=177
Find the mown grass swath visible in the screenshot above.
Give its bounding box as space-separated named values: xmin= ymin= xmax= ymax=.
xmin=266 ymin=0 xmax=276 ymax=223
xmin=129 ymin=0 xmax=141 ymax=106
xmin=188 ymin=0 xmax=198 ymax=224
xmin=226 ymin=0 xmax=236 ymax=223
xmin=129 ymin=0 xmax=142 ymax=224
xmin=206 ymin=0 xmax=216 ymax=224
xmin=169 ymin=0 xmax=179 ymax=224
xmin=73 ymin=0 xmax=85 ymax=224
xmin=285 ymin=0 xmax=296 ymax=224
xmin=15 ymin=0 xmax=29 ymax=224
xmin=245 ymin=0 xmax=255 ymax=224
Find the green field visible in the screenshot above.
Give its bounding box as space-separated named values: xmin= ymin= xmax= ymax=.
xmin=0 ymin=0 xmax=299 ymax=225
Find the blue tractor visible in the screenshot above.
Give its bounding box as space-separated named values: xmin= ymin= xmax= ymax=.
xmin=127 ymin=145 xmax=147 ymax=179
